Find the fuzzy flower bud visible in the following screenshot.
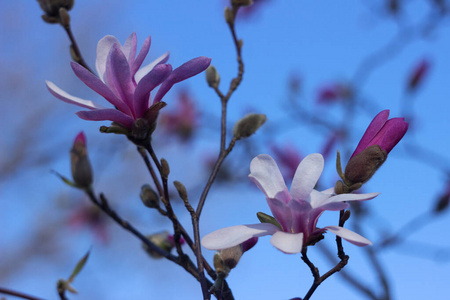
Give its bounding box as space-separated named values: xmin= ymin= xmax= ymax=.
xmin=143 ymin=231 xmax=181 ymax=259
xmin=140 ymin=184 xmax=160 ymax=209
xmin=37 ymin=0 xmax=74 ymax=23
xmin=339 ymin=110 xmax=408 ymax=190
xmin=70 ymin=132 xmax=93 ymax=189
xmin=206 ymin=65 xmax=220 ymax=88
xmin=233 ymin=113 xmax=267 ymax=139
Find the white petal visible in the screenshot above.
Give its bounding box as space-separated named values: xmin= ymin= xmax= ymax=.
xmin=249 ymin=154 xmax=288 ymax=199
xmin=290 ymin=153 xmax=324 ymax=202
xmin=329 ymin=192 xmax=380 ymax=203
xmin=46 ymin=81 xmax=104 ymax=110
xmin=201 ymin=223 xmax=279 ymax=250
xmin=270 ymin=231 xmax=304 ymax=254
xmin=320 ymin=187 xmax=335 ymax=195
xmin=96 ymin=35 xmax=121 ymax=81
xmin=135 ymin=51 xmax=170 ymax=83
xmin=324 ymin=226 xmax=372 ymax=246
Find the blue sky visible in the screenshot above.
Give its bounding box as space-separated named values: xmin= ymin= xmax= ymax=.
xmin=1 ymin=1 xmax=450 ymax=299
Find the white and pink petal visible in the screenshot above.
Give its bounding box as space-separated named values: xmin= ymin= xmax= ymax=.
xmin=249 ymin=154 xmax=288 ymax=200
xmin=290 ymin=153 xmax=324 ymax=202
xmin=270 ymin=231 xmax=304 ymax=254
xmin=324 ymin=226 xmax=372 ymax=246
xmin=46 ymin=81 xmax=103 ymax=110
xmin=201 ymin=223 xmax=280 ymax=251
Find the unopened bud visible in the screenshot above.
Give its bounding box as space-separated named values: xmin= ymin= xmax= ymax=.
xmin=161 ymin=158 xmax=170 ymax=178
xmin=173 ymin=181 xmax=188 ymax=202
xmin=143 ymin=231 xmax=175 ymax=259
xmin=37 ymin=0 xmax=74 ymax=20
xmin=344 ymin=145 xmax=387 ymax=185
xmin=233 ymin=113 xmax=266 ymax=139
xmin=140 ymin=184 xmax=160 ymax=209
xmin=224 ymin=7 xmax=235 ymax=25
xmin=70 ymin=132 xmax=93 ymax=189
xmin=58 ymin=7 xmax=70 ymax=26
xmin=257 ymin=212 xmax=282 ymax=229
xmin=206 ymin=65 xmax=220 ymax=88
xmin=219 ymin=245 xmax=243 ymax=271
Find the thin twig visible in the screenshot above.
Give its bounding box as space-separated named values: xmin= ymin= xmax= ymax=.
xmin=0 ymin=287 xmax=46 ymax=300
xmin=60 ymin=22 xmax=93 ymax=73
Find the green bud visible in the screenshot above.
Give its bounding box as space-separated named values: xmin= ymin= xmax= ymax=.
xmin=206 ymin=65 xmax=220 ymax=88
xmin=58 ymin=7 xmax=70 ymax=26
xmin=161 ymin=158 xmax=170 ymax=178
xmin=257 ymin=212 xmax=282 ymax=230
xmin=233 ymin=113 xmax=267 ymax=140
xmin=219 ymin=245 xmax=243 ymax=271
xmin=344 ymin=145 xmax=387 ymax=186
xmin=143 ymin=231 xmax=173 ymax=259
xmin=173 ymin=181 xmax=188 ymax=202
xmin=140 ymin=184 xmax=160 ymax=209
xmin=70 ymin=132 xmax=93 ymax=189
xmin=224 ymin=6 xmax=234 ymax=25
xmin=37 ymin=0 xmax=74 ymax=21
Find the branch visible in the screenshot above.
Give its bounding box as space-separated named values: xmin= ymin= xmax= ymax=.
xmin=0 ymin=287 xmax=45 ymax=300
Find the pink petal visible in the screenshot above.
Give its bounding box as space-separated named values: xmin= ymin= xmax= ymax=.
xmin=267 ymin=197 xmax=293 ymax=232
xmin=152 ymin=56 xmax=211 ymax=103
xmin=70 ymin=62 xmax=132 ymax=115
xmin=135 ymin=51 xmax=170 ymax=83
xmin=105 ymin=44 xmax=135 ymax=115
xmin=201 ymin=223 xmax=280 ymax=250
xmin=46 ymin=81 xmax=103 ymax=110
xmin=76 ymin=108 xmax=134 ymax=129
xmin=131 ymin=35 xmax=151 ymax=76
xmin=290 ymin=153 xmax=324 ymax=202
xmin=249 ymin=154 xmax=288 ymax=200
xmin=122 ymin=32 xmax=137 ymax=67
xmin=370 ymin=118 xmax=409 ymax=154
xmin=351 ymin=110 xmax=390 ymax=158
xmin=324 ymin=226 xmax=372 ymax=246
xmin=96 ymin=35 xmax=121 ymax=82
xmin=133 ymin=64 xmax=172 ymax=118
xmin=270 ymin=231 xmax=304 ymax=254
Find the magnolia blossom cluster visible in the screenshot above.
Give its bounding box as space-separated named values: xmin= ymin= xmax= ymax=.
xmin=202 ymin=110 xmax=408 ymax=254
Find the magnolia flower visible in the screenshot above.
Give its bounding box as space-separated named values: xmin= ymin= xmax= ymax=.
xmin=46 ymin=33 xmax=211 ymax=130
xmin=202 ymin=154 xmax=379 ymax=254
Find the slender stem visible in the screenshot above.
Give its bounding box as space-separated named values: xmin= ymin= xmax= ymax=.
xmin=318 ymin=243 xmax=378 ymax=300
xmin=60 ymin=23 xmax=93 ymax=73
xmin=0 ymin=287 xmax=45 ymax=300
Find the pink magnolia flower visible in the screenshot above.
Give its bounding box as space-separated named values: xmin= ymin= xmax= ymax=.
xmin=350 ymin=110 xmax=408 ymax=159
xmin=46 ymin=33 xmax=211 ymax=130
xmin=316 ymin=83 xmax=351 ymax=104
xmin=160 ymin=89 xmax=199 ymax=141
xmin=202 ymin=154 xmax=379 ymax=254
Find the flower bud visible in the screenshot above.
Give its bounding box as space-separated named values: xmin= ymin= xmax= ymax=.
xmin=143 ymin=231 xmax=176 ymax=259
xmin=70 ymin=132 xmax=93 ymax=189
xmin=37 ymin=0 xmax=74 ymax=23
xmin=206 ymin=65 xmax=220 ymax=88
xmin=344 ymin=145 xmax=387 ymax=185
xmin=233 ymin=113 xmax=267 ymax=140
xmin=140 ymin=184 xmax=160 ymax=209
